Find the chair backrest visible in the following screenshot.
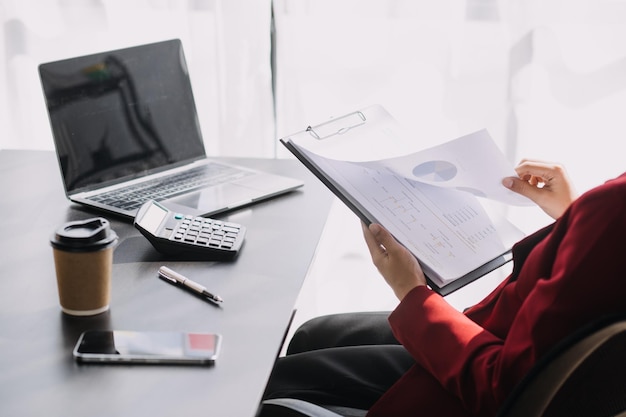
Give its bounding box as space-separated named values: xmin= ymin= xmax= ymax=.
xmin=497 ymin=314 xmax=626 ymax=417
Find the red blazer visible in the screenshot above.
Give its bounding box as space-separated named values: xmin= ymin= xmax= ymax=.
xmin=367 ymin=173 xmax=626 ymax=417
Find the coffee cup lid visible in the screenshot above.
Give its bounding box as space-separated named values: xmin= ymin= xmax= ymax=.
xmin=50 ymin=218 xmax=118 ymax=252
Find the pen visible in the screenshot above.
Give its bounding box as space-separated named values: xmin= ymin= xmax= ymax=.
xmin=158 ymin=266 xmax=223 ymax=303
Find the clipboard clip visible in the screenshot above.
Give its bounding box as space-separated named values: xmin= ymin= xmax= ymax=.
xmin=306 ymin=111 xmax=366 ymax=140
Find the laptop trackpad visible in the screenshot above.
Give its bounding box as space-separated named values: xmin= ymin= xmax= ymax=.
xmin=164 ymin=183 xmax=257 ymax=214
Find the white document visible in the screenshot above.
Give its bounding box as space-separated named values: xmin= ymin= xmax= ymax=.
xmin=284 ymin=129 xmax=528 ymax=286
xmin=367 ymin=129 xmax=533 ymax=207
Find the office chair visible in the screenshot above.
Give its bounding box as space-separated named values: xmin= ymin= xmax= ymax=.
xmin=261 ymin=314 xmax=626 ymax=417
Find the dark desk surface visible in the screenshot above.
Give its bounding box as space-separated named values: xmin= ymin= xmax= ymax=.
xmin=0 ymin=150 xmax=333 ymax=417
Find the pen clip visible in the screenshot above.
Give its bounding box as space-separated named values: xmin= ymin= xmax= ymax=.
xmin=158 ymin=266 xmax=180 ymax=284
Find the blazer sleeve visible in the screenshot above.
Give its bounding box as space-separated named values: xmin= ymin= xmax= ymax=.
xmin=388 ymin=175 xmax=626 ymax=416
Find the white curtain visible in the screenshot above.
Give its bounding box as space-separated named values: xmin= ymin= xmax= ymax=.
xmin=273 ymin=0 xmax=626 ymax=232
xmin=0 ymin=0 xmax=275 ymax=157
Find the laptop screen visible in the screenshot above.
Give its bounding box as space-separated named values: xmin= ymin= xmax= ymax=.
xmin=39 ymin=39 xmax=206 ymax=194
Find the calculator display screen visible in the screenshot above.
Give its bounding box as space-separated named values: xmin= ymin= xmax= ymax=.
xmin=137 ymin=202 xmax=168 ymax=234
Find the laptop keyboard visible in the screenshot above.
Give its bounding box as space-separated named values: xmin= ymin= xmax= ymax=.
xmin=88 ymin=163 xmax=252 ymax=212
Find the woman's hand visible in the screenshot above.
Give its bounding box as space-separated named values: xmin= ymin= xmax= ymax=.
xmin=503 ymin=159 xmax=578 ymax=219
xmin=362 ymin=222 xmax=427 ymax=301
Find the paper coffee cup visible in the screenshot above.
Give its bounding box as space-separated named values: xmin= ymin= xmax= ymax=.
xmin=50 ymin=218 xmax=118 ymax=316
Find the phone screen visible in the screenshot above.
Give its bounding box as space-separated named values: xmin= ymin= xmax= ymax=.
xmin=73 ymin=330 xmax=221 ymax=365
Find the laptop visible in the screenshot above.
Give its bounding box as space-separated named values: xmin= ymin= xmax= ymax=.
xmin=38 ymin=39 xmax=303 ymax=220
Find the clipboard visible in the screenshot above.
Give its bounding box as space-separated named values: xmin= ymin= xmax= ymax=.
xmin=280 ymin=105 xmax=522 ymax=296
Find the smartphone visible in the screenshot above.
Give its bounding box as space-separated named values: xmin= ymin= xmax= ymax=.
xmin=73 ymin=330 xmax=221 ymax=365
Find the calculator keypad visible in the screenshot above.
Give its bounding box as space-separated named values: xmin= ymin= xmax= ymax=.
xmin=171 ymin=215 xmax=243 ymax=250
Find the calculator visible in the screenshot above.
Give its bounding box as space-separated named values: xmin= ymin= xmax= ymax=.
xmin=134 ymin=200 xmax=246 ymax=261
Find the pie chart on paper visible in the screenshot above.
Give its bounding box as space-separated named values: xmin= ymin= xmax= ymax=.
xmin=412 ymin=160 xmax=458 ymax=182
